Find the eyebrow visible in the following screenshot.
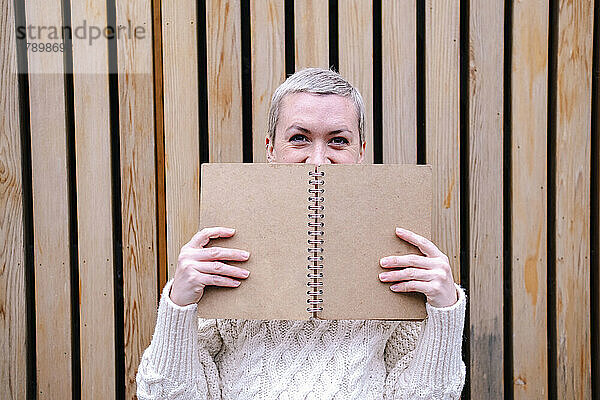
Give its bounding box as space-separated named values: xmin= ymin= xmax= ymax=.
xmin=286 ymin=124 xmax=310 ymax=134
xmin=286 ymin=124 xmax=352 ymax=135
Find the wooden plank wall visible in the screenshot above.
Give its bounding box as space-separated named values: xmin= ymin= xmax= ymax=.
xmin=207 ymin=0 xmax=243 ymax=162
xmin=25 ymin=0 xmax=73 ymax=397
xmin=115 ymin=1 xmax=158 ymax=397
xmin=1 ymin=0 xmax=598 ymax=399
xmin=295 ymin=0 xmax=328 ymax=70
xmin=161 ymin=0 xmax=201 ymax=280
xmin=382 ymin=0 xmax=416 ymax=165
xmin=71 ymin=0 xmax=115 ymax=397
xmin=468 ymin=1 xmax=505 ymax=397
xmin=339 ymin=0 xmax=374 ymax=163
xmin=424 ymin=0 xmax=461 ymax=283
xmin=554 ymin=1 xmax=594 ymax=398
xmin=0 ymin=0 xmax=26 ymax=397
xmin=511 ymin=1 xmax=549 ymax=398
xmin=251 ymin=0 xmax=285 ymax=161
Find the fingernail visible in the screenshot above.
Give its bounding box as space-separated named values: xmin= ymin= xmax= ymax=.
xmin=234 ymin=280 xmax=241 ymax=286
xmin=380 ymin=258 xmax=389 ymax=267
xmin=396 ymin=227 xmax=404 ymax=233
xmin=242 ymin=251 xmax=250 ymax=258
xmin=390 ymin=284 xmax=400 ymax=292
xmin=379 ymin=272 xmax=389 ymax=281
xmin=241 ymin=270 xmax=250 ymax=277
xmin=228 ymin=228 xmax=236 ymax=233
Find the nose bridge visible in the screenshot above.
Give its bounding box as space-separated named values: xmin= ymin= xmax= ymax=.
xmin=307 ymin=140 xmax=330 ymax=164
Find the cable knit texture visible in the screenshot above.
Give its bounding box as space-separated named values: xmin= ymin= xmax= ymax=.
xmin=137 ymin=280 xmax=466 ymax=399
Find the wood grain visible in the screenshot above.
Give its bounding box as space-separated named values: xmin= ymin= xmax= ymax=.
xmin=0 ymin=0 xmax=26 ymax=397
xmin=25 ymin=0 xmax=73 ymax=397
xmin=468 ymin=0 xmax=504 ymax=397
xmin=382 ymin=0 xmax=416 ymax=165
xmin=555 ymin=1 xmax=594 ymax=398
xmin=116 ymin=0 xmax=158 ymax=397
xmin=71 ymin=0 xmax=115 ymax=397
xmin=162 ymin=0 xmax=201 ymax=279
xmin=251 ymin=0 xmax=285 ymax=162
xmin=339 ymin=0 xmax=373 ymax=163
xmin=15 ymin=1 xmax=600 ymax=397
xmin=424 ymin=0 xmax=461 ymax=282
xmin=294 ymin=0 xmax=329 ymax=70
xmin=511 ymin=1 xmax=549 ymax=398
xmin=206 ymin=0 xmax=243 ymax=162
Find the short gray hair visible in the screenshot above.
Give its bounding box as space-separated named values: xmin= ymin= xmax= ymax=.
xmin=267 ymin=68 xmax=365 ymax=144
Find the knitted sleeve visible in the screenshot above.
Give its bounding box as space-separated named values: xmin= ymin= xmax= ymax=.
xmin=384 ymin=284 xmax=466 ymax=400
xmin=136 ymin=280 xmax=222 ymax=399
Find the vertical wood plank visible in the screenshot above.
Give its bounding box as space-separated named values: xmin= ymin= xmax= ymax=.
xmin=24 ymin=0 xmax=73 ymax=397
xmin=70 ymin=0 xmax=115 ymax=397
xmin=0 ymin=0 xmax=26 ymax=396
xmin=162 ymin=0 xmax=200 ymax=279
xmin=115 ymin=0 xmax=158 ymax=397
xmin=468 ymin=0 xmax=504 ymax=397
xmin=339 ymin=0 xmax=373 ymax=163
xmin=511 ymin=1 xmax=549 ymax=398
xmin=555 ymin=1 xmax=594 ymax=398
xmin=382 ymin=0 xmax=416 ymax=164
xmin=295 ymin=0 xmax=329 ymax=70
xmin=206 ymin=0 xmax=243 ymax=162
xmin=251 ymin=0 xmax=285 ymax=161
xmin=425 ymin=0 xmax=461 ymax=281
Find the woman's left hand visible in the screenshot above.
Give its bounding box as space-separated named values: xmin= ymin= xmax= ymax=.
xmin=379 ymin=227 xmax=458 ymax=308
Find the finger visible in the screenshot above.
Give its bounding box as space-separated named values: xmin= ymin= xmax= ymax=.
xmin=395 ymin=227 xmax=444 ymax=258
xmin=196 ymin=272 xmax=241 ymax=288
xmin=191 ymin=261 xmax=250 ymax=279
xmin=194 ymin=246 xmax=250 ymax=261
xmin=184 ymin=245 xmax=250 ymax=261
xmin=389 ymin=280 xmax=432 ymax=294
xmin=186 ymin=227 xmax=236 ymax=249
xmin=379 ymin=268 xmax=435 ymax=283
xmin=379 ymin=254 xmax=439 ymax=269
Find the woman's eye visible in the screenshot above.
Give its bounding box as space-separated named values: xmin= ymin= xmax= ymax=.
xmin=330 ymin=137 xmax=349 ymax=145
xmin=290 ymin=134 xmax=308 ymax=142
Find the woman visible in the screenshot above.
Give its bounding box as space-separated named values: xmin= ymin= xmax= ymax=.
xmin=136 ymin=68 xmax=466 ymax=399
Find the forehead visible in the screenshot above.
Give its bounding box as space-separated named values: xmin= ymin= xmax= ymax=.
xmin=279 ymin=92 xmax=358 ymax=128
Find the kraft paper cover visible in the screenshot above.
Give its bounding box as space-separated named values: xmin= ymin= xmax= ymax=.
xmin=197 ymin=163 xmax=430 ymax=320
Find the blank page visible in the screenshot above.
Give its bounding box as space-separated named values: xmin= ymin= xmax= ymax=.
xmin=319 ymin=164 xmax=429 ymax=320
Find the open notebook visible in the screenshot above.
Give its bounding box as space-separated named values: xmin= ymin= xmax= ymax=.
xmin=197 ymin=163 xmax=431 ymax=320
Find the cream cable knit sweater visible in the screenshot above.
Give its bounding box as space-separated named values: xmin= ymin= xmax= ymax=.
xmin=137 ymin=280 xmax=466 ymax=399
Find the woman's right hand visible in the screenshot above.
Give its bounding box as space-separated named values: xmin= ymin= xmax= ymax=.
xmin=169 ymin=226 xmax=251 ymax=307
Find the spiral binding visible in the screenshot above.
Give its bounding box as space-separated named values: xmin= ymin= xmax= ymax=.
xmin=307 ymin=168 xmax=325 ymax=316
